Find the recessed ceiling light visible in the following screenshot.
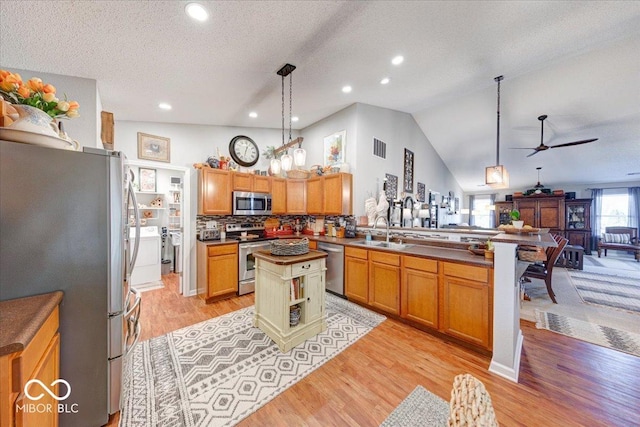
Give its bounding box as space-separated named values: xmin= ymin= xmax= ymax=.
xmin=292 ymin=116 xmax=299 ymax=122
xmin=380 ymin=77 xmax=390 ymax=85
xmin=391 ymin=55 xmax=404 ymax=65
xmin=158 ymin=103 xmax=172 ymax=110
xmin=185 ymin=3 xmax=209 ymax=21
xmin=249 ymin=112 xmax=258 ymax=118
xmin=342 ymin=85 xmax=352 ymax=93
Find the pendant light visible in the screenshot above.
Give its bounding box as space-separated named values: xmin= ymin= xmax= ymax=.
xmin=276 ymin=63 xmax=305 ymax=172
xmin=485 ymin=75 xmax=509 ymax=189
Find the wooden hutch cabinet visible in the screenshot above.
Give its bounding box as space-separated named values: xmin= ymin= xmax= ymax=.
xmin=494 ymin=201 xmax=513 ymax=226
xmin=565 ymin=198 xmax=592 ymax=254
xmin=513 ymin=195 xmax=565 ymax=232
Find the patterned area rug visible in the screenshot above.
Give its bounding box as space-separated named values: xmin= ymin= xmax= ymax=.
xmin=535 ymin=310 xmax=640 ymax=357
xmin=568 ymin=271 xmax=640 ymax=313
xmin=119 ymin=294 xmax=385 ymax=426
xmin=380 ymin=385 xmax=449 ymax=427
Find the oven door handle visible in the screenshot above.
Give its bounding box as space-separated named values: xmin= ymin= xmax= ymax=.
xmin=241 ymin=242 xmax=272 ymax=249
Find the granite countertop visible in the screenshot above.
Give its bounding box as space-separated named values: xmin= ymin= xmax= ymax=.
xmin=254 ymin=249 xmax=328 ymax=265
xmin=310 ymin=235 xmax=493 ymax=267
xmin=197 ymin=238 xmax=239 ymax=246
xmin=491 ymin=232 xmax=557 ymax=247
xmin=0 ymin=291 xmax=63 ymax=356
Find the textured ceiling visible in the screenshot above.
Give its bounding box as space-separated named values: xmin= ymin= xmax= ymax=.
xmin=1 ymin=1 xmax=639 ymax=191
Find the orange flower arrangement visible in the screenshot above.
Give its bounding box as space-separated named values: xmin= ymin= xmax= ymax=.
xmin=0 ymin=70 xmax=80 ymax=119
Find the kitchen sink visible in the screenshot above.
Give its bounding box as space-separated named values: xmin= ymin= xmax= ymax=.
xmin=352 ymin=240 xmax=413 ymax=250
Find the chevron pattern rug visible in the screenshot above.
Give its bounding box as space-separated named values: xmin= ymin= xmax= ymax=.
xmin=119 ymin=294 xmax=385 ymax=427
xmin=535 ymin=310 xmax=640 ymax=357
xmin=568 ymin=271 xmax=640 ymax=313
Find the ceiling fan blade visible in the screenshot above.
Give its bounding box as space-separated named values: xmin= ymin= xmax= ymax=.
xmin=526 ymin=150 xmax=540 ymax=158
xmin=549 ymin=138 xmax=598 ymax=149
xmin=510 ymin=147 xmax=539 ymax=150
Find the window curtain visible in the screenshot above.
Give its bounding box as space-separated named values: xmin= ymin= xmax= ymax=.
xmin=629 ymin=187 xmax=640 ymax=233
xmin=591 ymin=188 xmax=603 ymax=249
xmin=489 ymin=194 xmax=496 ymax=228
xmin=468 ymin=195 xmax=475 ymax=226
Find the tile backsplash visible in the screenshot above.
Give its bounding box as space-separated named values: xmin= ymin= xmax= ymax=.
xmin=196 ymin=214 xmax=354 ymax=233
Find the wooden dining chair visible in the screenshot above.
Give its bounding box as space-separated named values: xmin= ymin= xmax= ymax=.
xmin=522 ymin=235 xmax=568 ymax=303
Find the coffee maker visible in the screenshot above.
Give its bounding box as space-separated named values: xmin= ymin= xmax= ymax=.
xmin=345 ymin=217 xmax=357 ymax=238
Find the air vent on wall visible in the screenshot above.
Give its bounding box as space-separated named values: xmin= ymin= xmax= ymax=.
xmin=373 ymin=138 xmax=386 ymax=159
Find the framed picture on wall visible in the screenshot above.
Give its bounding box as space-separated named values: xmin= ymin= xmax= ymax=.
xmin=323 ymin=130 xmax=346 ymax=166
xmin=403 ymin=148 xmax=414 ymax=193
xmin=137 ymin=132 xmax=171 ymax=163
xmin=417 ymin=182 xmax=426 ymax=202
xmin=139 ymin=167 xmax=157 ymax=192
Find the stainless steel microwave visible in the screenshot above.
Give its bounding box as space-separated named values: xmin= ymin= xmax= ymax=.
xmin=233 ymin=191 xmax=272 ymax=215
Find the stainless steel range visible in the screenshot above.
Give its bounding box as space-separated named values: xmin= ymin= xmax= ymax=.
xmin=226 ymin=223 xmax=276 ymax=295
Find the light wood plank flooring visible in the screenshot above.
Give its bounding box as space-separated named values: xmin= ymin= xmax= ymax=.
xmin=107 ymin=273 xmax=640 ymax=426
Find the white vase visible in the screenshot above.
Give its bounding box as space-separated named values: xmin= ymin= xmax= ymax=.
xmin=8 ymin=104 xmax=60 ymax=138
xmin=512 ymin=220 xmax=524 ymax=229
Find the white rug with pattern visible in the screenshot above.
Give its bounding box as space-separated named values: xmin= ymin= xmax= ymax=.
xmin=569 ymin=271 xmax=640 ymax=313
xmin=119 ymin=294 xmax=385 ymax=426
xmin=535 ymin=310 xmax=640 ymax=357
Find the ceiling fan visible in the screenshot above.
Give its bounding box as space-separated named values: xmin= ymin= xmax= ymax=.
xmin=512 ymin=115 xmax=598 ymax=157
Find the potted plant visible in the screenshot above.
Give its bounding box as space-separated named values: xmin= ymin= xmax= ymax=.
xmin=510 ymin=209 xmax=524 ymax=229
xmin=484 ymin=239 xmax=494 ymax=260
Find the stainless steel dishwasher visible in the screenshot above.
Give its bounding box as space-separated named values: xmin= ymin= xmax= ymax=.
xmin=317 ymin=242 xmax=345 ymax=297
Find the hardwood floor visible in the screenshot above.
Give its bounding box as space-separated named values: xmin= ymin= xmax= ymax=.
xmin=108 ymin=273 xmax=640 ymax=426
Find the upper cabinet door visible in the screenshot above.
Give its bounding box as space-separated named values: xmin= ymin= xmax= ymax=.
xmin=198 ymin=169 xmax=231 ymax=215
xmin=324 ymin=173 xmax=352 ymax=215
xmin=286 ymin=179 xmax=307 ymax=214
xmin=253 ymin=175 xmax=271 ymax=193
xmin=271 ymin=178 xmax=287 ymax=214
xmin=306 ymin=177 xmax=324 ymax=214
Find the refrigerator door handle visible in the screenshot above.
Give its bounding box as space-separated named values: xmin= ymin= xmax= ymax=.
xmin=124 ymin=288 xmax=142 ymax=356
xmin=127 ymin=180 xmax=141 ymax=274
xmin=125 ymin=321 xmax=141 ymax=357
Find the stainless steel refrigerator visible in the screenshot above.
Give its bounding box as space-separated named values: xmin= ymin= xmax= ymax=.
xmin=0 ymin=140 xmax=141 ymax=426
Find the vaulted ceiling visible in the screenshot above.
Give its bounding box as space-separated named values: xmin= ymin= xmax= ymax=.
xmin=1 ymin=1 xmax=639 ymax=191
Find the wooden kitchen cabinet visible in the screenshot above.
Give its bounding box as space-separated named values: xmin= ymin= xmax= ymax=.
xmin=368 ymin=251 xmax=400 ymax=315
xmin=401 ymin=256 xmax=439 ymax=329
xmin=441 ymin=262 xmax=492 ymax=350
xmin=345 ymin=247 xmax=369 ymax=305
xmin=494 ymin=201 xmax=513 ymax=226
xmin=271 ymin=178 xmax=286 ymax=214
xmin=305 ymin=173 xmax=353 ymax=215
xmin=305 ymin=176 xmax=323 ymax=214
xmin=565 ymin=198 xmax=592 ymax=254
xmin=232 ymin=172 xmax=271 ymax=193
xmin=513 ymin=195 xmax=565 ymax=232
xmin=286 ymin=179 xmax=307 ymax=214
xmin=198 ymin=169 xmax=231 ymax=215
xmin=323 ymin=173 xmax=352 ymax=215
xmin=1 ymin=294 xmax=61 ymax=427
xmin=197 ymin=242 xmax=238 ymax=302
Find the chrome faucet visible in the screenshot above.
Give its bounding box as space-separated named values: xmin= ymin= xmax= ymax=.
xmin=373 ymin=215 xmax=391 ymax=243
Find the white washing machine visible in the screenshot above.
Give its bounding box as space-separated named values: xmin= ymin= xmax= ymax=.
xmin=130 ymin=226 xmax=161 ymax=286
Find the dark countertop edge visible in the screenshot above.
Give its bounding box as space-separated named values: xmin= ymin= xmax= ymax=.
xmin=0 ymin=290 xmax=63 ymax=356
xmin=491 ymin=232 xmax=558 ymax=247
xmin=311 ymin=236 xmax=493 ymax=267
xmin=197 ymin=234 xmax=493 ymax=267
xmin=254 ymin=249 xmax=328 ymax=265
xmin=197 ymin=238 xmax=239 ymax=246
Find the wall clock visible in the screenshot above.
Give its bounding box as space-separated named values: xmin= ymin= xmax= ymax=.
xmin=229 ymin=135 xmax=259 ymax=167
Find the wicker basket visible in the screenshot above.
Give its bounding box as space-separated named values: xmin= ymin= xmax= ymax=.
xmin=270 ymin=237 xmax=309 ymax=256
xmin=286 ymin=169 xmax=310 ymax=179
xmin=518 ymin=247 xmax=547 ymax=262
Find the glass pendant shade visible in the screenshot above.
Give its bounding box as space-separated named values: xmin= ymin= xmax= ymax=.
xmin=485 ymin=165 xmax=509 ymax=189
xmin=281 ymin=153 xmax=293 ymax=171
xmin=270 ymin=158 xmax=282 ymax=175
xmin=293 ymin=147 xmax=306 ymax=167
